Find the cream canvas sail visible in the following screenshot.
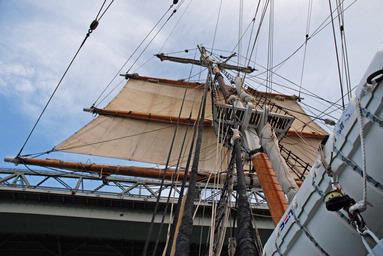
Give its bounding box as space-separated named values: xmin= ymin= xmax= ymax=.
xmin=56 ymin=75 xmax=326 ymax=176
xmin=56 ymin=76 xmax=229 ymax=173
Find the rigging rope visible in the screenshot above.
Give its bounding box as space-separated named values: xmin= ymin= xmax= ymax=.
xmin=99 ymin=10 xmax=180 ymax=106
xmin=209 ymin=172 xmax=218 ymax=255
xmin=225 ymin=69 xmax=339 ymax=131
xmin=16 ymin=0 xmax=114 ymax=157
xmin=142 ymin=86 xmax=187 ymax=256
xmin=228 ymin=0 xmax=259 ymax=60
xmin=266 ymin=0 xmax=358 ymax=72
xmin=211 ymin=49 xmax=344 ymax=110
xmin=328 ymin=0 xmax=346 ymax=110
xmin=246 ymin=0 xmax=270 ymax=67
xmin=151 ymin=102 xmax=192 ymax=256
xmin=21 ymin=162 xmax=80 ymax=178
xmin=260 ymin=66 xmax=343 ymax=110
xmin=242 ymin=73 xmax=341 ymax=120
xmin=187 ymin=50 xmax=198 ymax=81
xmin=175 ymin=66 xmax=210 ymax=255
xmin=165 ymin=93 xmax=203 ymax=256
xmin=240 ymin=0 xmax=269 ymax=87
xmin=299 ymin=84 xmax=358 ymax=131
xmin=266 ymin=0 xmax=274 ymax=94
xmin=335 ymin=0 xmax=352 ymax=101
xmin=134 ymin=0 xmax=195 ymax=74
xmin=244 ymin=0 xmax=261 ymax=66
xmin=311 ymin=84 xmax=358 ymax=122
xmin=198 ymin=200 xmax=207 ymax=256
xmin=125 ymin=3 xmax=183 ymax=73
xmin=211 ymin=0 xmax=223 ymax=55
xmin=298 ymin=0 xmax=313 ymax=99
xmin=237 ymin=0 xmax=244 ymax=71
xmin=92 ymin=3 xmax=179 ymax=107
xmin=232 ymin=132 xmax=260 ymax=256
xmin=94 ymin=0 xmax=114 ymax=22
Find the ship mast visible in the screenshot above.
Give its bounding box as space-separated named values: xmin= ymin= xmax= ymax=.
xmin=4 ymin=43 xmax=303 ymax=255
xmin=156 ymin=45 xmax=265 ymax=255
xmin=2 ymin=1 xmax=338 ymax=254
xmin=4 ymin=41 xmax=309 ymax=254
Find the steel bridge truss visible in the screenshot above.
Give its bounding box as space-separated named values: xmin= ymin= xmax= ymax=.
xmin=0 ymin=168 xmax=268 ymax=208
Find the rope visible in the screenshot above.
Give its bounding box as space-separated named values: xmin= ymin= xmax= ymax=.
xmin=225 ymin=69 xmax=334 ymax=134
xmin=245 ymin=0 xmax=261 ymax=64
xmin=211 ymin=0 xmax=223 ymax=54
xmin=244 ymin=73 xmax=342 ymax=120
xmin=95 ymin=1 xmax=186 ymax=106
xmin=332 ymin=147 xmax=383 ymax=196
xmin=162 ymin=159 xmax=183 ymax=255
xmin=151 ymin=100 xmax=192 ymax=256
xmin=246 ymin=0 xmax=270 ymax=67
xmin=335 ymin=0 xmax=353 ymax=100
xmin=245 ymin=62 xmax=343 ymax=109
xmin=216 ymin=51 xmax=344 ymax=110
xmin=164 ymin=93 xmax=203 ymax=256
xmin=161 ymin=0 xmax=194 ymax=53
xmin=328 ymin=0 xmax=346 ymax=110
xmin=94 ymin=0 xmax=114 ymax=22
xmin=199 ymin=201 xmax=207 ymax=256
xmin=193 ymin=172 xmax=214 ymax=220
xmin=237 ymin=0 xmax=244 ymax=70
xmin=299 ymin=84 xmax=359 ymax=130
xmin=16 ymin=0 xmax=114 ymax=157
xmin=267 ymin=0 xmax=358 ymax=72
xmin=266 ymin=0 xmax=274 ymax=94
xmin=175 ymin=66 xmax=210 ymax=255
xmin=228 ymin=0 xmax=260 ymax=60
xmin=55 ymin=125 xmax=173 ymax=151
xmin=134 ymin=1 xmax=195 ymax=73
xmin=124 ymin=4 xmax=181 ymax=73
xmin=349 ymin=98 xmax=367 ymax=213
xmin=209 ymin=172 xmax=218 ymax=255
xmin=290 ymin=210 xmax=330 ymax=256
xmin=298 ymin=0 xmax=313 ymax=99
xmin=209 ymin=111 xmax=227 ymax=255
xmin=142 ymin=86 xmax=187 ymax=256
xmin=186 ymin=50 xmax=198 ymax=82
xmin=232 ymin=134 xmax=260 ymax=256
xmin=91 ymin=3 xmax=174 ymax=107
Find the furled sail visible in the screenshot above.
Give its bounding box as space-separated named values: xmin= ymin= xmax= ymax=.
xmin=269 ymin=95 xmax=328 ymax=178
xmin=56 ymin=75 xmax=229 ymax=173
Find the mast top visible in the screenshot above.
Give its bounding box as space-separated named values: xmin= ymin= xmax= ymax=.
xmin=155 ymin=45 xmax=256 ymax=74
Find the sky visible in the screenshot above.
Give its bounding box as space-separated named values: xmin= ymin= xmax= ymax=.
xmin=1 ymin=0 xmax=383 ymax=170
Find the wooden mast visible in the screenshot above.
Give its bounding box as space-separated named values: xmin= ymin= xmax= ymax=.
xmin=158 ymin=45 xmax=263 ymax=255
xmin=213 ymin=68 xmax=295 ymax=226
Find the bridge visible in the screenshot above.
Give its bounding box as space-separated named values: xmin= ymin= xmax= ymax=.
xmin=0 ymin=168 xmax=274 ymax=256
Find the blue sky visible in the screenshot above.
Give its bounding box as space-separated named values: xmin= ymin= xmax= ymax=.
xmin=1 ymin=0 xmax=383 ymax=170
